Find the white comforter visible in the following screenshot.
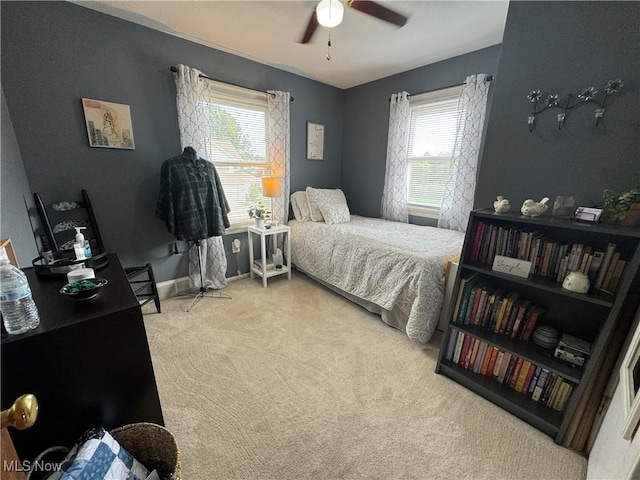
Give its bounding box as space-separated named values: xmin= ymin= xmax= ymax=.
xmin=290 ymin=215 xmax=465 ymax=344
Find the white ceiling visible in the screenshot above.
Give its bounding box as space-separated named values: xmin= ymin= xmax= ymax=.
xmin=74 ymin=1 xmax=509 ymax=89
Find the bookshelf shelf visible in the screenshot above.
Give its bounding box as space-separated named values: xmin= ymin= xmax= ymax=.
xmin=436 ymin=208 xmax=640 ymax=444
xmin=439 ymin=361 xmax=563 ymax=437
xmin=453 ymin=324 xmax=583 ymax=383
xmin=462 ymin=264 xmax=615 ymax=307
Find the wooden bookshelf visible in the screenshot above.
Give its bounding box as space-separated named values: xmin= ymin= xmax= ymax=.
xmin=435 ymin=209 xmax=640 ymax=444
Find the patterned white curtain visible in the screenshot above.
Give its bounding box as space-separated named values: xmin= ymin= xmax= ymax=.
xmin=267 ymin=91 xmax=291 ymax=225
xmin=438 ymin=74 xmax=491 ymax=232
xmin=174 ymin=64 xmax=227 ymax=290
xmin=381 ymin=91 xmax=411 ymax=223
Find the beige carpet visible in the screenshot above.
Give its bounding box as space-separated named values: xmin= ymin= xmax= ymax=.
xmin=143 ymin=271 xmax=587 ymax=480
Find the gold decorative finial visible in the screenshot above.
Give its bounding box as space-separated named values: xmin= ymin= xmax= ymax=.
xmin=1 ymin=394 xmax=38 ymax=430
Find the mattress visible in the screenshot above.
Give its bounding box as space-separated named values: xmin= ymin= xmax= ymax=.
xmin=290 ymin=215 xmax=465 ymax=344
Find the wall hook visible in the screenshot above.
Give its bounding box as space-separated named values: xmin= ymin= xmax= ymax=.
xmin=526 ymin=79 xmax=622 ymax=131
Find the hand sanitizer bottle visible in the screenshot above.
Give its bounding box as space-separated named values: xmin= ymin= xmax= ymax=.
xmin=73 ymin=227 xmax=91 ymax=260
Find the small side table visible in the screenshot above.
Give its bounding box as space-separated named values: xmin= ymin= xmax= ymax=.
xmin=248 ymin=224 xmax=292 ymax=288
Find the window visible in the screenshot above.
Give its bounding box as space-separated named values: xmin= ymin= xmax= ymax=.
xmin=407 ymin=85 xmax=462 ymax=217
xmin=201 ymin=81 xmax=270 ymax=227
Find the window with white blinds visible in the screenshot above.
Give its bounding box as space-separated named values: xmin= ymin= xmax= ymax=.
xmin=202 ymin=81 xmax=270 ymax=227
xmin=407 ymin=85 xmax=463 ymax=214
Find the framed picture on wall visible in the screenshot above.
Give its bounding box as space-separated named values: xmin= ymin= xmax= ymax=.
xmin=306 ymin=122 xmax=324 ymax=160
xmin=82 ymin=98 xmax=135 ymax=150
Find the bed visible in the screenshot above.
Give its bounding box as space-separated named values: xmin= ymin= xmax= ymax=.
xmin=289 ymin=187 xmax=465 ymax=344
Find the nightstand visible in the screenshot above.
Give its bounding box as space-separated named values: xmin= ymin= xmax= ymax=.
xmin=247 ymin=224 xmax=292 ymax=287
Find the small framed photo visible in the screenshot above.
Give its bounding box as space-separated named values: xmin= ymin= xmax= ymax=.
xmin=0 ymin=238 xmax=18 ymax=267
xmin=306 ymin=122 xmax=324 ymax=160
xmin=574 ymin=206 xmax=603 ymax=223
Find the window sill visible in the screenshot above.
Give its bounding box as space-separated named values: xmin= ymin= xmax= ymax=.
xmin=407 ymin=205 xmax=440 ymax=220
xmin=225 ymin=224 xmax=252 ymax=235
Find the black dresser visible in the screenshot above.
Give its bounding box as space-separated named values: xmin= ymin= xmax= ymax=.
xmin=1 ymin=253 xmax=164 ymax=461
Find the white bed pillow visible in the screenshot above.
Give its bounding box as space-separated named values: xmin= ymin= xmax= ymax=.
xmin=306 ymin=187 xmax=348 ymax=222
xmin=290 ymin=191 xmax=312 ymax=222
xmin=319 ymin=203 xmax=351 ymax=225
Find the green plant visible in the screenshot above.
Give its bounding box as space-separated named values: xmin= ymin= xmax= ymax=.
xmin=247 ymin=201 xmax=270 ymax=220
xmin=602 ymin=185 xmax=640 ymax=221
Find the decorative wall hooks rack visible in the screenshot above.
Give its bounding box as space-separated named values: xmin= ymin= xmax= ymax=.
xmin=526 ymin=78 xmax=623 ymax=132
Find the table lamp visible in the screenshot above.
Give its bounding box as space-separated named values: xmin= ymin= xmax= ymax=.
xmin=262 ymin=177 xmax=282 ymax=226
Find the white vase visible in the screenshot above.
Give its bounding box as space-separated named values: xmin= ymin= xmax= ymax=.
xmin=254 ymin=218 xmax=264 ymax=229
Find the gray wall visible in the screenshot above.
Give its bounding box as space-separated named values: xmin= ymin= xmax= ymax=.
xmin=0 ymin=1 xmax=343 ymax=283
xmin=476 ymin=1 xmax=640 ymax=210
xmin=0 ymin=89 xmax=40 ymax=267
xmin=341 ymin=45 xmax=502 ymax=222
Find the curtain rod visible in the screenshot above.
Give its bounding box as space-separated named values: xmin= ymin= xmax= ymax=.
xmin=388 ymin=75 xmax=494 ymax=102
xmin=169 ymin=66 xmax=294 ymax=102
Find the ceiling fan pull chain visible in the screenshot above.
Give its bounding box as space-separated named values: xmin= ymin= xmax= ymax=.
xmin=326 ymin=30 xmax=332 ymax=60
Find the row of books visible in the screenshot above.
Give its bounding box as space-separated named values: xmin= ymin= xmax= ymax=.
xmin=445 ymin=328 xmax=574 ymax=412
xmin=452 ymin=272 xmax=545 ymax=340
xmin=468 ymin=221 xmax=627 ymax=293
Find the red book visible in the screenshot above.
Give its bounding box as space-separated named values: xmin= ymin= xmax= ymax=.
xmin=508 ymin=357 xmax=524 ymax=389
xmin=510 ymin=299 xmax=532 ymax=339
xmin=468 ymin=285 xmax=486 ymax=325
xmin=499 ymin=292 xmax=520 ymax=335
xmin=458 ymin=335 xmax=473 ymax=368
xmin=521 ymin=362 xmax=538 ymax=394
xmin=539 ymin=241 xmax=554 ymax=277
xmin=521 ymin=306 xmax=546 ymax=341
xmin=485 ymin=347 xmax=500 ymax=377
xmin=470 ymin=222 xmax=486 ymax=262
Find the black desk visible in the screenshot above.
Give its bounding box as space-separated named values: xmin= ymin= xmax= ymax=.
xmin=1 ymin=253 xmax=164 ymax=461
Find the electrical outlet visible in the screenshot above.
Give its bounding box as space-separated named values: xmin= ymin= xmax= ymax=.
xmin=232 ymin=239 xmax=241 ymax=253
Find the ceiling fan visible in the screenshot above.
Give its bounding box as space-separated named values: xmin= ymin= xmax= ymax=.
xmin=299 ymin=0 xmax=409 ymax=44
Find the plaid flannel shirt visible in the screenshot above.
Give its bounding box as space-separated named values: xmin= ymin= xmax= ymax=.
xmin=156 ymin=154 xmax=230 ymax=241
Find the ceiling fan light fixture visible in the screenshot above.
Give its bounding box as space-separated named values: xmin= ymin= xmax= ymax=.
xmin=316 ymin=0 xmax=344 ymax=28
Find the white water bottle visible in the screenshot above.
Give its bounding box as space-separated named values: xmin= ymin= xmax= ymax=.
xmin=0 ymin=260 xmax=40 ymax=335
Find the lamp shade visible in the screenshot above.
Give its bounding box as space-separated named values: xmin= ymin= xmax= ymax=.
xmin=262 ymin=177 xmax=282 ymax=197
xmin=316 ymin=0 xmax=344 ymax=28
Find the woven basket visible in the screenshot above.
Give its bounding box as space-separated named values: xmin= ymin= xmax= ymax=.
xmin=111 ymin=422 xmax=181 ymax=480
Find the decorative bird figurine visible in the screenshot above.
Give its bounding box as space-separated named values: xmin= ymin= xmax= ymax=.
xmin=521 ymin=197 xmax=550 ymax=217
xmin=494 ymin=196 xmax=511 ymax=213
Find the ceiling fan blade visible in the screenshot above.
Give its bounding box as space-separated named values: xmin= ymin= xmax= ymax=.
xmin=299 ymin=8 xmax=319 ymax=44
xmin=348 ymin=0 xmax=408 ymax=27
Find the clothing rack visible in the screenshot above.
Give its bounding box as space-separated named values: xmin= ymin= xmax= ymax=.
xmin=169 ymin=66 xmax=294 ymax=101
xmin=388 ymin=75 xmax=494 ymax=101
xmin=175 ymin=240 xmax=232 ymax=312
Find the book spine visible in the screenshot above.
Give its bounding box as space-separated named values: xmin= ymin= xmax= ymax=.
xmin=445 ymin=328 xmax=458 ymax=361
xmin=531 ymin=368 xmax=549 ymax=401
xmin=473 ymin=342 xmax=488 ymax=373
xmin=496 ymin=352 xmax=512 ymax=384
xmin=480 ymin=346 xmax=497 ymax=376
xmin=508 ymin=357 xmax=524 ymax=390
xmin=521 ymin=362 xmax=537 ymax=394
xmin=527 ymin=366 xmax=542 ymax=397
xmin=596 ymin=243 xmax=617 ymax=289
xmin=452 ymin=331 xmax=465 ymax=364
xmin=458 ymin=334 xmax=473 ymax=368
xmin=492 ymin=351 xmax=505 ymax=378
xmin=484 ymin=347 xmax=499 ymax=376
xmin=514 ymin=360 xmax=532 ymax=392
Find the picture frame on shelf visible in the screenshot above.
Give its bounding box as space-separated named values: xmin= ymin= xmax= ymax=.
xmin=0 ymin=238 xmax=18 ymax=267
xmin=306 ymin=121 xmax=324 ymax=160
xmin=621 ymin=306 xmax=640 ymax=440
